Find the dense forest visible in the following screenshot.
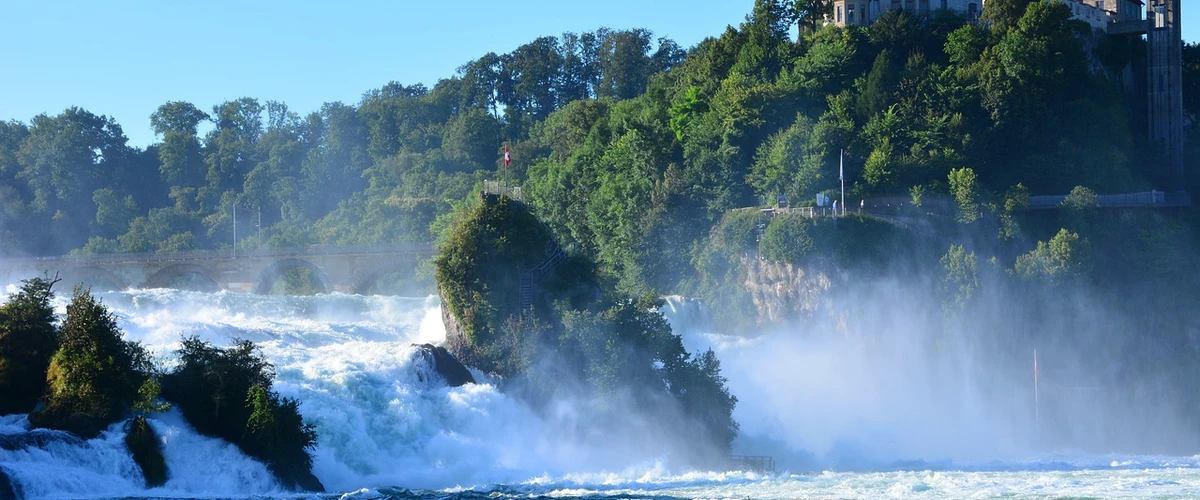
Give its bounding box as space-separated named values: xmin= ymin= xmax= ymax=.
xmin=0 ymin=0 xmax=1197 ymax=298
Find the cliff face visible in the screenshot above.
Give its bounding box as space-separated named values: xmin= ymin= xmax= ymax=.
xmin=742 ymin=256 xmax=836 ymax=325
xmin=438 ymin=289 xmax=477 ymax=369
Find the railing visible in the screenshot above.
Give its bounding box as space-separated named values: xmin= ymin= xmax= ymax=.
xmin=1029 ymin=190 xmax=1190 ymax=209
xmin=729 ymin=455 xmax=775 ymax=473
xmin=518 ymin=243 xmax=570 ymax=311
xmin=484 ymin=180 xmax=522 ymax=201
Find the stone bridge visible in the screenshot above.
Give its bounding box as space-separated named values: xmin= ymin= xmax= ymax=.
xmin=0 ymin=243 xmax=436 ymax=295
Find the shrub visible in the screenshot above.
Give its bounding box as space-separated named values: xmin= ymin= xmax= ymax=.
xmin=758 ymin=213 xmax=814 ymax=265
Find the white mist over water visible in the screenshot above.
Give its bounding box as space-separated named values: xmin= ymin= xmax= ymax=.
xmin=659 ymin=280 xmax=1197 ymax=472
xmin=1 ymin=285 xmax=1199 ymax=499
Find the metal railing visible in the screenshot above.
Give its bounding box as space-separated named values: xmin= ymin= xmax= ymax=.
xmin=483 ymin=180 xmax=522 ymax=201
xmin=518 ymin=243 xmax=570 ymax=311
xmin=1029 ymin=190 xmax=1190 ymax=209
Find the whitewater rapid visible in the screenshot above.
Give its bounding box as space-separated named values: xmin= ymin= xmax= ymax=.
xmin=2 ymin=288 xmax=1199 ymax=499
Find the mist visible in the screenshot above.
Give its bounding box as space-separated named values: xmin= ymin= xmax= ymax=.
xmin=665 ymin=265 xmax=1200 ymax=473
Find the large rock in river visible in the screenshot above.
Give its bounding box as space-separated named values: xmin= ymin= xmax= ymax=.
xmin=413 ymin=343 xmax=475 ymax=387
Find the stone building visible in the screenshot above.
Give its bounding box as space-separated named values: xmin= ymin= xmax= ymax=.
xmin=826 ymin=0 xmax=1143 ymax=30
xmin=829 ymin=0 xmax=983 ymax=26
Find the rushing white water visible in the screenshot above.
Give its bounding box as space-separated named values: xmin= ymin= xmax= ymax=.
xmin=1 ymin=287 xmax=1198 ymax=499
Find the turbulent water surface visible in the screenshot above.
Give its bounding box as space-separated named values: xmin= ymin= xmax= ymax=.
xmin=1 ymin=288 xmax=1198 ymax=499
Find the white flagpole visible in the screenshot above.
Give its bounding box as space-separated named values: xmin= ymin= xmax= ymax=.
xmin=1034 ymin=348 xmax=1040 ymax=422
xmin=839 ymin=149 xmax=845 ymax=216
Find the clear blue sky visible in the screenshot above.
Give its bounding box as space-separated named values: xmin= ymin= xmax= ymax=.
xmin=1 ymin=1 xmax=1196 ymax=149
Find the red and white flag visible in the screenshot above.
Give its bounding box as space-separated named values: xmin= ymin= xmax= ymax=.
xmin=504 ymin=146 xmax=511 ymax=167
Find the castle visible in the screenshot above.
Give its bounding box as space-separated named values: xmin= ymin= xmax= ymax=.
xmin=828 ymin=0 xmax=1142 ymax=32
xmin=827 ymin=0 xmax=1186 ymax=188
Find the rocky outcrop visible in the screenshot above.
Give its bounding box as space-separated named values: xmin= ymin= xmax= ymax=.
xmin=0 ymin=466 xmax=15 ymax=500
xmin=292 ymin=472 xmax=325 ymax=493
xmin=413 ymin=343 xmax=476 ymax=387
xmin=26 ymin=409 xmax=110 ymax=440
xmin=743 ymin=256 xmax=835 ymax=325
xmin=125 ymin=416 xmax=168 ymax=488
xmin=439 ymin=291 xmax=480 ymax=371
xmin=0 ymin=428 xmax=84 ymax=451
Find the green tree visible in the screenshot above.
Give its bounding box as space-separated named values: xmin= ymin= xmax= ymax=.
xmin=857 ymin=49 xmax=899 ymax=119
xmin=999 ymin=183 xmax=1029 ymax=240
xmin=441 ymin=107 xmax=502 ymax=171
xmin=596 ymin=29 xmax=656 ymax=100
xmin=1061 ymin=185 xmax=1099 ymax=234
xmin=732 ymin=0 xmax=794 ymax=81
xmin=299 ymin=102 xmax=370 ymax=220
xmin=940 ymin=244 xmax=979 ymax=311
xmin=1184 ymin=42 xmax=1200 ymax=126
xmin=948 ymin=167 xmax=981 ymax=223
xmin=0 ymin=277 xmax=59 ymax=415
xmin=151 ymin=101 xmax=209 ymax=198
xmin=92 ymin=187 xmax=138 ymax=238
xmin=162 ymin=337 xmax=320 ymax=491
xmin=758 ymin=213 xmax=814 ymax=264
xmin=790 ymin=0 xmax=832 ymax=35
xmin=749 ymin=114 xmax=825 ymax=203
xmin=17 ymin=108 xmax=132 ymax=253
xmin=203 ymin=98 xmax=263 ymax=205
xmin=1012 ymin=228 xmax=1089 ymax=284
xmin=30 ymin=287 xmax=150 ymax=438
xmin=499 ymin=36 xmax=565 ymax=130
xmin=982 ymin=0 xmax=1035 ymax=32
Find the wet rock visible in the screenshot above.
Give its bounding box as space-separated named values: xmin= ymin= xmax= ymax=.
xmin=0 ymin=466 xmax=15 ymax=500
xmin=125 ymin=416 xmax=168 ymax=488
xmin=292 ymin=471 xmax=325 ymax=493
xmin=413 ymin=343 xmax=476 ymax=387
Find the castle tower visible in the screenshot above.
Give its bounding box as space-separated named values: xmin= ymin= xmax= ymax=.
xmin=1146 ymin=0 xmax=1184 ymax=188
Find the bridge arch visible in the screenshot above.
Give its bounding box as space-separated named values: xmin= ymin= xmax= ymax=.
xmin=142 ymin=264 xmax=221 ymax=292
xmin=59 ymin=266 xmax=128 ymax=292
xmin=254 ymin=258 xmax=332 ymax=295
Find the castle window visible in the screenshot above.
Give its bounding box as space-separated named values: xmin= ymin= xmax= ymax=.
xmin=837 ymin=5 xmax=843 ymax=23
xmin=941 ymin=0 xmax=947 ymax=9
xmin=968 ymin=2 xmax=978 ymax=18
xmin=848 ymin=4 xmax=856 ymax=22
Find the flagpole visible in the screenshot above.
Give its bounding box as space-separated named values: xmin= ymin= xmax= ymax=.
xmin=839 ymin=149 xmax=845 ymax=216
xmin=1034 ymin=348 xmax=1039 ymax=422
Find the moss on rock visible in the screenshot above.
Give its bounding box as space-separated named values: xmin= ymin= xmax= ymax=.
xmin=434 ymin=193 xmax=558 ymax=373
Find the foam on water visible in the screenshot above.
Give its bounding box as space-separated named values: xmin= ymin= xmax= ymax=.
xmin=2 ymin=287 xmax=1199 ymax=498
